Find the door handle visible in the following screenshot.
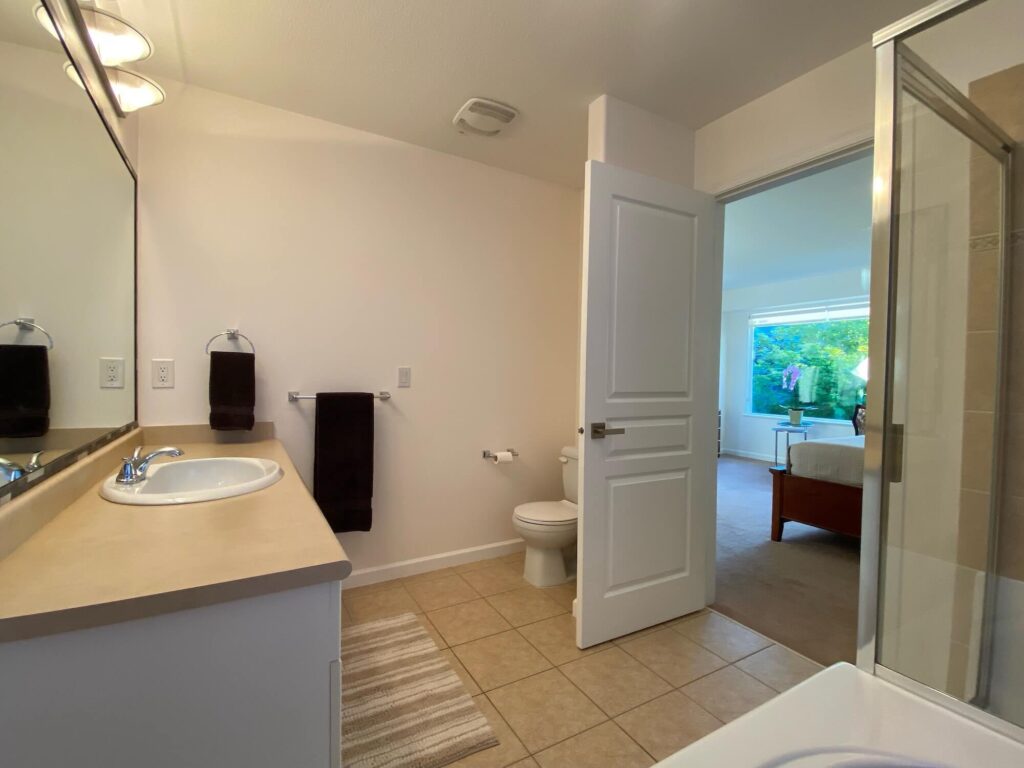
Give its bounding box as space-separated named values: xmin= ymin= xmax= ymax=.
xmin=591 ymin=422 xmax=625 ymax=439
xmin=887 ymin=423 xmax=905 ymax=483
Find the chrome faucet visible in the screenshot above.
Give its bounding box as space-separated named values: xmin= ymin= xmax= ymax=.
xmin=0 ymin=451 xmax=44 ymax=482
xmin=115 ymin=446 xmax=183 ymax=485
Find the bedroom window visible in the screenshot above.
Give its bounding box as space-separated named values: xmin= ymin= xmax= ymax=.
xmin=749 ymin=303 xmax=869 ymax=421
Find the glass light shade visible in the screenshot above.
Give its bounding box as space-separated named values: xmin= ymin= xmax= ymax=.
xmin=35 ymin=4 xmax=152 ymax=65
xmin=64 ymin=61 xmax=165 ymax=112
xmin=33 ymin=4 xmax=58 ymax=37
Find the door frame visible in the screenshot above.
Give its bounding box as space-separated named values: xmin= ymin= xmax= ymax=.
xmin=715 ymin=140 xmax=874 ymax=206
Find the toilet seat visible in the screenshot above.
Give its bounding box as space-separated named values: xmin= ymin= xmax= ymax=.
xmin=513 ymin=500 xmax=577 ymax=526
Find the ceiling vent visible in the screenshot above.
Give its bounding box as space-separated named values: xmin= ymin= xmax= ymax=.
xmin=452 ymin=98 xmax=519 ymax=137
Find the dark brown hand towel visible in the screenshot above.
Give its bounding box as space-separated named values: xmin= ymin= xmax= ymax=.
xmin=208 ymin=351 xmax=255 ymax=431
xmin=313 ymin=393 xmax=374 ymax=532
xmin=0 ymin=345 xmax=50 ymax=437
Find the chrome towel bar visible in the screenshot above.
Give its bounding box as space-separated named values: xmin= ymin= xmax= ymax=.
xmin=288 ymin=391 xmax=392 ymax=402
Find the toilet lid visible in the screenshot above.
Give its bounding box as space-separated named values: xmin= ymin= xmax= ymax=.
xmin=514 ymin=500 xmax=577 ymax=525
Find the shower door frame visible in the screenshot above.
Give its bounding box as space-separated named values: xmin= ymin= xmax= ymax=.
xmin=859 ymin=0 xmax=1019 ymax=741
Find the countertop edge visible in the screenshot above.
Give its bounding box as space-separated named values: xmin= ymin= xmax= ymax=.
xmin=0 ymin=559 xmax=349 ymax=643
xmin=0 ymin=435 xmax=351 ymax=643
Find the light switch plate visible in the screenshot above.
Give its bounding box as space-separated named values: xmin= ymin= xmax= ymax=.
xmin=99 ymin=357 xmax=124 ymax=389
xmin=398 ymin=366 xmax=412 ymax=388
xmin=152 ymin=358 xmax=175 ymax=388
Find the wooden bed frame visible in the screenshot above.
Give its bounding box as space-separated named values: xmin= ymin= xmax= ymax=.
xmin=768 ymin=403 xmax=865 ymax=541
xmin=768 ymin=466 xmax=862 ymax=541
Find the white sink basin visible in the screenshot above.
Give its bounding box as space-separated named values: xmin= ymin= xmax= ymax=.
xmin=100 ymin=457 xmax=283 ymax=505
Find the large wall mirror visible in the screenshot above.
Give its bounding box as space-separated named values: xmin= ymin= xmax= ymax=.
xmin=0 ymin=1 xmax=135 ymax=499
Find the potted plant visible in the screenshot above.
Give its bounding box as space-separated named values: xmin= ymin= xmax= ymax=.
xmin=781 ymin=364 xmax=804 ymax=425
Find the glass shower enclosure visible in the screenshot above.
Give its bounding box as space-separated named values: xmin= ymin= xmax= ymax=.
xmin=860 ymin=0 xmax=1022 ymax=737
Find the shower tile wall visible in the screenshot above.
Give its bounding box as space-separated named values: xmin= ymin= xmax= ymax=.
xmin=965 ymin=63 xmax=1024 ymax=582
xmin=939 ymin=71 xmax=1008 ymax=699
xmin=967 ymin=63 xmax=1024 ymax=724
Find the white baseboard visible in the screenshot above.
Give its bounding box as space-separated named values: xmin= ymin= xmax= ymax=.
xmin=342 ymin=538 xmax=526 ymax=589
xmin=720 ymin=449 xmax=774 ymax=463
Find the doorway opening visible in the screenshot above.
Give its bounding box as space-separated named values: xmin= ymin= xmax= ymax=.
xmin=713 ymin=151 xmax=873 ymax=665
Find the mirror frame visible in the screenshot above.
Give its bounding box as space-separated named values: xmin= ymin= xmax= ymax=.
xmin=1 ymin=0 xmax=138 ymax=504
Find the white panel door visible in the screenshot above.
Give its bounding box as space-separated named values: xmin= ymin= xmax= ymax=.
xmin=577 ymin=160 xmax=722 ymax=648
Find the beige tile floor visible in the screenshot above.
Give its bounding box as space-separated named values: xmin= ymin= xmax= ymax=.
xmin=341 ymin=551 xmax=823 ymax=767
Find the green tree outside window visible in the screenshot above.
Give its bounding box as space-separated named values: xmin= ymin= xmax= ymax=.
xmin=751 ymin=318 xmax=869 ymax=421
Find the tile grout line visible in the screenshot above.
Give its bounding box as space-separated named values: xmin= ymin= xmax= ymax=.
xmin=451 ymin=629 xmax=554 ymax=694
xmin=347 ymin=614 xmax=703 ymax=765
xmin=704 ymin=606 xmax=826 ymax=669
xmin=563 ymin=645 xmax=726 ymax=727
xmin=481 ymin=665 xmax=661 ymax=763
xmin=612 ymin=684 xmax=725 ymax=728
xmin=615 ymin=626 xmax=731 ymax=687
xmin=407 ymin=588 xmax=482 ymax=614
xmin=521 ymin=717 xmax=659 ymax=764
xmin=476 ymin=618 xmax=773 ymax=746
xmin=484 ymin=665 xmax=615 ymax=753
xmin=466 ymin=687 xmax=530 ymax=765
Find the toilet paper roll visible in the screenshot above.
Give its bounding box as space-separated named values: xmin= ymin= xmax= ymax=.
xmin=491 ymin=450 xmax=515 ymax=464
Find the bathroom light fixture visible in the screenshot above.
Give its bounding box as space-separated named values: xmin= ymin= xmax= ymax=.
xmin=35 ymin=3 xmax=152 ymax=65
xmin=64 ymin=61 xmax=165 ymax=112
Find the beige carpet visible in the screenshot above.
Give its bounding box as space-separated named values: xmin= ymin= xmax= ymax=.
xmin=341 ymin=613 xmax=498 ymax=768
xmin=712 ymin=456 xmax=860 ymax=666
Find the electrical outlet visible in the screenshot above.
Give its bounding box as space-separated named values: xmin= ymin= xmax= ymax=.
xmin=152 ymin=358 xmax=175 ymax=388
xmin=99 ymin=357 xmax=125 ymax=389
xmin=398 ymin=366 xmax=412 ymax=388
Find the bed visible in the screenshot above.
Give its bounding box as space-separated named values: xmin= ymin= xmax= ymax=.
xmin=769 ymin=408 xmax=865 ymax=541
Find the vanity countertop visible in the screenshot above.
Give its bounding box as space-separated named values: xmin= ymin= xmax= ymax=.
xmin=0 ymin=439 xmax=350 ymax=642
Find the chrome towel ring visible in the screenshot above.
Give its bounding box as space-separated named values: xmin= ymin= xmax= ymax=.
xmin=205 ymin=328 xmax=256 ymax=355
xmin=0 ymin=317 xmax=55 ymax=349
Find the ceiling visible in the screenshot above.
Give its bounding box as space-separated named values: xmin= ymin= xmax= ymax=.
xmin=3 ymin=0 xmax=931 ymax=187
xmin=723 ymin=154 xmax=873 ymax=291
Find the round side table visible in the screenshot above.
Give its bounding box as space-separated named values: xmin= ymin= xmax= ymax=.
xmin=772 ymin=421 xmax=812 ymax=467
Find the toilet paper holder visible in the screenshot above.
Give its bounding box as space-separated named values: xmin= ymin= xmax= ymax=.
xmin=482 ymin=449 xmax=519 ymax=460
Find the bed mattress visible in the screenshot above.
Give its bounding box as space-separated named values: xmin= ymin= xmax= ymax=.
xmin=788 ymin=435 xmax=864 ymax=487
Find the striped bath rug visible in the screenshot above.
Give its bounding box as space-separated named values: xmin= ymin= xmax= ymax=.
xmin=341 ymin=612 xmax=498 ymax=768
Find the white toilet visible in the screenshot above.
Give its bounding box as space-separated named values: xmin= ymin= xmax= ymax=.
xmin=512 ymin=446 xmax=578 ymax=587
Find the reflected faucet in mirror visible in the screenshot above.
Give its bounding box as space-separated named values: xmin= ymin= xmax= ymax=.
xmin=0 ymin=451 xmax=44 ymax=482
xmin=115 ymin=446 xmax=183 ymax=485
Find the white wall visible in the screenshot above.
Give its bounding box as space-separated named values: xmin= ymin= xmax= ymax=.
xmin=137 ymin=81 xmax=582 ymax=576
xmin=588 ymin=94 xmax=695 ymax=186
xmin=0 ymin=41 xmax=135 ymax=431
xmin=694 ymin=0 xmax=1024 ymax=196
xmin=695 ymin=45 xmax=874 ymax=195
xmin=720 ymin=269 xmax=868 ymax=462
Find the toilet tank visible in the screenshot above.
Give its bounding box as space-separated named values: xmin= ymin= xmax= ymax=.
xmin=560 ymin=446 xmax=579 ymax=503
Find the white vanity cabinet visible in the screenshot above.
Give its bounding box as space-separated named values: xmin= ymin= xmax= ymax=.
xmin=0 ymin=580 xmax=341 ymax=768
